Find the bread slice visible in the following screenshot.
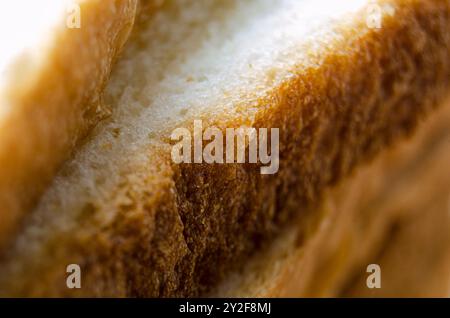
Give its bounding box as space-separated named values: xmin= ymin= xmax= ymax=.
xmin=213 ymin=96 xmax=450 ymax=297
xmin=0 ymin=0 xmax=138 ymax=247
xmin=0 ymin=0 xmax=449 ymax=297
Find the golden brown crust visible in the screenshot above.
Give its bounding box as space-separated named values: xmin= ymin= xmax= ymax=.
xmin=1 ymin=0 xmax=450 ymax=297
xmin=0 ymin=0 xmax=138 ymax=248
xmin=214 ymin=96 xmax=450 ymax=297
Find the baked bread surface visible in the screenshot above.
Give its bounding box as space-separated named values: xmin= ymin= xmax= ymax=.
xmin=0 ymin=0 xmax=449 ymax=297
xmin=214 ymin=96 xmax=450 ymax=297
xmin=0 ymin=0 xmax=138 ymax=247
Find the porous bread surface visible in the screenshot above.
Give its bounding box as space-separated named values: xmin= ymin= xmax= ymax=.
xmin=0 ymin=0 xmax=138 ymax=247
xmin=1 ymin=0 xmax=450 ymax=296
xmin=213 ymin=97 xmax=450 ymax=297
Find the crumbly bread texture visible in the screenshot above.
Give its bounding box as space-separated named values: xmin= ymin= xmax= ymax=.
xmin=0 ymin=0 xmax=449 ymax=297
xmin=214 ymin=96 xmax=450 ymax=297
xmin=0 ymin=0 xmax=138 ymax=248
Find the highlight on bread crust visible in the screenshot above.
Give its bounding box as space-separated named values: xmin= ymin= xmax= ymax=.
xmin=0 ymin=0 xmax=138 ymax=248
xmin=0 ymin=0 xmax=449 ymax=297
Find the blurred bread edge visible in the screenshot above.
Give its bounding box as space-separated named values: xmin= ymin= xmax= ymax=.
xmin=0 ymin=0 xmax=138 ymax=249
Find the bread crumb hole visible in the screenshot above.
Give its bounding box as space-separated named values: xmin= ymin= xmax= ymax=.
xmin=77 ymin=202 xmax=97 ymax=223
xmin=112 ymin=127 xmax=121 ymax=138
xmin=179 ymin=108 xmax=188 ymax=116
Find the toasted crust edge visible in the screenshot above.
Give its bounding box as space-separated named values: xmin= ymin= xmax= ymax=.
xmin=0 ymin=0 xmax=138 ymax=248
xmin=1 ymin=0 xmax=450 ymax=297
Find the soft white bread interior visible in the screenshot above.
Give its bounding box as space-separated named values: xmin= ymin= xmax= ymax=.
xmin=0 ymin=0 xmax=138 ymax=247
xmin=0 ymin=0 xmax=449 ymax=297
